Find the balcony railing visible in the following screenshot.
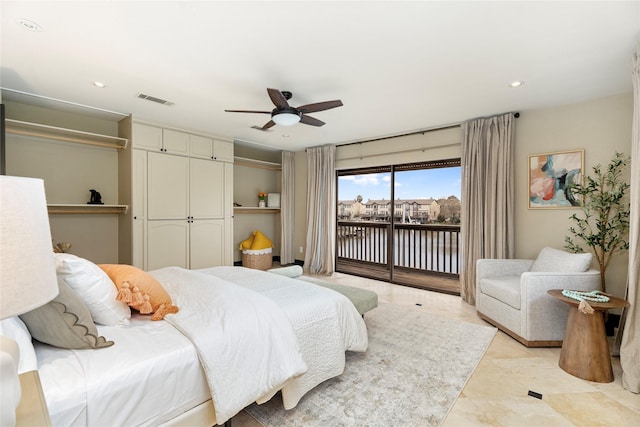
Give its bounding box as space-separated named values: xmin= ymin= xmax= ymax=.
xmin=336 ymin=221 xmax=460 ymax=279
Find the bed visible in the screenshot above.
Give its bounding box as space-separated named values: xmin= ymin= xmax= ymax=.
xmin=5 ymin=258 xmax=368 ymax=427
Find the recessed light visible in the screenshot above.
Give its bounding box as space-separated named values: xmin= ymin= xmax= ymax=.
xmin=92 ymin=81 xmax=107 ymax=88
xmin=16 ymin=18 xmax=42 ymax=32
xmin=509 ymin=81 xmax=525 ymax=88
xmin=282 ymin=134 xmax=290 ymax=138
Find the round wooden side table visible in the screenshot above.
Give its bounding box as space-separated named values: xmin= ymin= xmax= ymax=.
xmin=548 ymin=289 xmax=629 ymax=383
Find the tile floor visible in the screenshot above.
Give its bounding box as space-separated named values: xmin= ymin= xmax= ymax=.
xmin=234 ymin=272 xmax=640 ymax=426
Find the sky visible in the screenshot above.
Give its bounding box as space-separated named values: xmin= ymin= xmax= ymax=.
xmin=338 ymin=167 xmax=461 ymax=202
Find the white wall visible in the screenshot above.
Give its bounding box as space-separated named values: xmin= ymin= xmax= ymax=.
xmin=515 ymin=93 xmax=633 ymax=299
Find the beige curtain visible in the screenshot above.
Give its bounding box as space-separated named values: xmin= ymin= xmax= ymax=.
xmin=460 ymin=113 xmax=515 ymax=304
xmin=280 ymin=151 xmax=295 ymax=265
xmin=621 ymin=44 xmax=640 ymax=394
xmin=304 ymin=145 xmax=336 ymax=274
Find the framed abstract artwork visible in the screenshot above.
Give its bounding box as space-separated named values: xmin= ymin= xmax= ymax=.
xmin=528 ymin=149 xmax=584 ymax=209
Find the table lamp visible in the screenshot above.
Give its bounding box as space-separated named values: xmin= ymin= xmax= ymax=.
xmin=0 ymin=176 xmax=58 ymax=427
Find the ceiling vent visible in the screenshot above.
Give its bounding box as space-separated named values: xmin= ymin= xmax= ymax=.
xmin=137 ymin=93 xmax=174 ymax=106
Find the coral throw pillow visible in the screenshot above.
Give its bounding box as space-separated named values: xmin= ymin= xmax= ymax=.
xmin=99 ymin=264 xmax=178 ymax=320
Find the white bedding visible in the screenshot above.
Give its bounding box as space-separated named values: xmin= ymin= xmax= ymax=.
xmin=196 ymin=266 xmax=369 ymax=409
xmin=151 ymin=267 xmax=308 ymax=425
xmin=36 ymin=316 xmax=210 ymax=427
xmin=36 ymin=266 xmax=368 ymax=426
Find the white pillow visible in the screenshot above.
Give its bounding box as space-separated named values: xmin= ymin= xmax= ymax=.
xmin=0 ymin=317 xmax=37 ymax=373
xmin=54 ymin=253 xmax=130 ymax=326
xmin=530 ymin=247 xmax=593 ymax=273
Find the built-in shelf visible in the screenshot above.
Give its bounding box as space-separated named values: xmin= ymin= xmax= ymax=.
xmin=47 ymin=204 xmax=129 ymax=215
xmin=234 ymin=207 xmax=280 ymax=214
xmin=234 ymin=156 xmax=281 ymax=171
xmin=6 ymin=119 xmax=128 ymax=150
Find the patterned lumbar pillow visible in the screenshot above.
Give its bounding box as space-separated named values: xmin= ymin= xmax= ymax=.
xmin=20 ymin=279 xmax=114 ymax=349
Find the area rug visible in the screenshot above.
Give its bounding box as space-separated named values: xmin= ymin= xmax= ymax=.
xmin=245 ymin=303 xmax=497 ymax=427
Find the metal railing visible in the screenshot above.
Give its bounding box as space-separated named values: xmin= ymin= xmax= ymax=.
xmin=336 ymin=221 xmax=460 ymax=278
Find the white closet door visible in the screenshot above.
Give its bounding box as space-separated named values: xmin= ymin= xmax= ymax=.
xmin=190 ymin=135 xmax=214 ymax=159
xmin=148 ymin=152 xmax=189 ymax=220
xmin=132 ymin=123 xmax=162 ymax=151
xmin=190 ymin=219 xmax=224 ymax=269
xmin=147 ymin=220 xmax=189 ymax=270
xmin=190 ymin=158 xmax=224 ymax=219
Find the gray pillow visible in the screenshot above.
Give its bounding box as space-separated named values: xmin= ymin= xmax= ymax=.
xmin=20 ymin=279 xmax=114 ymax=349
xmin=530 ymin=247 xmax=593 ymax=273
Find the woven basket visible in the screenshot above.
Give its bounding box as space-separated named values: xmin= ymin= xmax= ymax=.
xmin=242 ymin=249 xmax=273 ymax=270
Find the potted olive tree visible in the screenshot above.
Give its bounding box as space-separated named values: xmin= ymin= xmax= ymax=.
xmin=564 ymin=152 xmax=630 ymax=294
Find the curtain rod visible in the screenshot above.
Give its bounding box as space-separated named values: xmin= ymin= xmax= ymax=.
xmin=336 ymin=111 xmax=520 ymax=148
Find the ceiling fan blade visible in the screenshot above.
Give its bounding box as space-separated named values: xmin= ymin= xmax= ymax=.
xmin=300 ymin=115 xmax=325 ymax=127
xmin=262 ymin=120 xmax=276 ymax=130
xmin=267 ymin=88 xmax=290 ymax=109
xmin=297 ymin=100 xmax=343 ymax=114
xmin=224 ymin=109 xmax=271 ymax=114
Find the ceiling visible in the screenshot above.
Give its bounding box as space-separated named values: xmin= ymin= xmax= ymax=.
xmin=1 ymin=1 xmax=639 ymax=152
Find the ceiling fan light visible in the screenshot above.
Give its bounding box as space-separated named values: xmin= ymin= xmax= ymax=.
xmin=272 ymin=111 xmax=301 ymax=126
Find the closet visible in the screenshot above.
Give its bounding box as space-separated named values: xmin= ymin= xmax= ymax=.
xmin=118 ymin=117 xmax=233 ymax=270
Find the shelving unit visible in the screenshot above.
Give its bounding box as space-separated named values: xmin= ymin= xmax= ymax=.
xmin=234 ymin=156 xmax=281 ymax=171
xmin=5 ymin=119 xmax=128 ymax=150
xmin=47 ymin=204 xmax=128 ymax=215
xmin=234 ymin=207 xmax=280 ymax=214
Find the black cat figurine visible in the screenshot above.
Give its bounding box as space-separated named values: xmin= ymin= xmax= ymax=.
xmin=88 ymin=189 xmax=104 ymax=205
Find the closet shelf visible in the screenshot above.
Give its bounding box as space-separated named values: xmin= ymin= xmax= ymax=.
xmin=234 ymin=207 xmax=280 ymax=214
xmin=234 ymin=156 xmax=281 ymax=171
xmin=47 ymin=204 xmax=129 ymax=215
xmin=6 ymin=119 xmax=128 ymax=150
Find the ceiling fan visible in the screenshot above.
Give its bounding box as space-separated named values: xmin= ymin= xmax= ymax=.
xmin=225 ymin=88 xmax=343 ymax=130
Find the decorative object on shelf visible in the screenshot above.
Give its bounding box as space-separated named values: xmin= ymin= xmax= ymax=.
xmin=233 ymin=202 xmax=242 ymax=207
xmin=53 ymin=242 xmax=72 ymax=253
xmin=267 ymin=193 xmax=280 ymax=208
xmin=87 ymin=189 xmax=104 ymax=205
xmin=564 ymin=152 xmax=630 ymax=293
xmin=258 ymin=192 xmax=267 ymax=208
xmin=528 ymin=149 xmax=584 ymax=208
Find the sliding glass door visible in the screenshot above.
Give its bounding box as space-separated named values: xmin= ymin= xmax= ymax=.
xmin=336 ymin=159 xmax=461 ymax=294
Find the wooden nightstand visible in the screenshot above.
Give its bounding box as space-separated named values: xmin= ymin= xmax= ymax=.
xmin=15 ymin=370 xmax=52 ymax=427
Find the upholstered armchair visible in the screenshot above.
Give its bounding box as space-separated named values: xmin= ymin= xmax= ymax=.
xmin=475 ymin=247 xmax=601 ymax=347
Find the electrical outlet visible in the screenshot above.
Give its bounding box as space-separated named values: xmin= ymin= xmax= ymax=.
xmin=299 ymin=246 xmax=303 ymax=254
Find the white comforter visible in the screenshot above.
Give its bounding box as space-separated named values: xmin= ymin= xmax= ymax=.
xmin=196 ymin=267 xmax=369 ymax=408
xmin=151 ymin=266 xmax=368 ymax=423
xmin=151 ymin=267 xmax=307 ymax=425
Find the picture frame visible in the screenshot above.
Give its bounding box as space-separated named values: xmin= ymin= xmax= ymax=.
xmin=528 ymin=149 xmax=584 ymax=209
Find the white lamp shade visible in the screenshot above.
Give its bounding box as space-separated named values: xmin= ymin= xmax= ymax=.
xmin=272 ymin=112 xmax=301 ymax=126
xmin=0 ymin=176 xmax=59 ymax=319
